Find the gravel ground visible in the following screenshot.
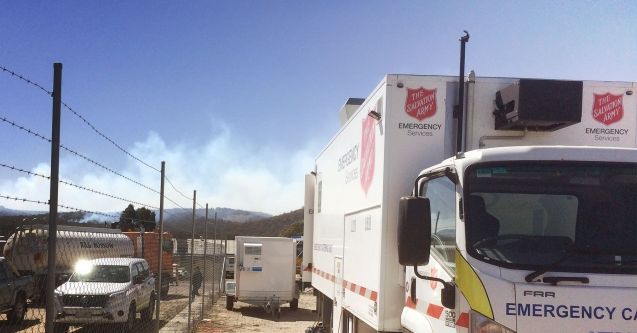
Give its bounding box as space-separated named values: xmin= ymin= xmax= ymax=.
xmin=196 ymin=289 xmax=318 ymax=333
xmin=1 ymin=279 xmax=201 ymax=333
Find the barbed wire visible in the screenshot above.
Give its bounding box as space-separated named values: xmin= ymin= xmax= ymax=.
xmin=163 ymin=195 xmax=188 ymax=210
xmin=59 ymin=144 xmax=160 ymax=195
xmin=165 ymin=176 xmax=193 ymax=201
xmin=61 ymin=101 xmax=161 ymax=173
xmin=0 ymin=65 xmax=53 ymax=96
xmin=0 ymin=114 xmax=160 ymax=195
xmin=0 ymin=193 xmax=158 ymax=224
xmin=0 ymin=64 xmax=160 ymax=173
xmin=0 ymin=162 xmax=159 ymax=210
xmin=0 ymin=115 xmax=52 ymax=143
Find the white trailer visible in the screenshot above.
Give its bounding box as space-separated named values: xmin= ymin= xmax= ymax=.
xmin=228 ymin=236 xmax=300 ymax=318
xmin=307 ymin=73 xmax=637 ymax=333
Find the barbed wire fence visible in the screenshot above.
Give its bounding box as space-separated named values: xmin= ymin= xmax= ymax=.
xmin=0 ymin=64 xmax=222 ymax=333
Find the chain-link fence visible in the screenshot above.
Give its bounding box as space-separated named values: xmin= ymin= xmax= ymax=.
xmin=0 ymin=227 xmax=225 ymax=333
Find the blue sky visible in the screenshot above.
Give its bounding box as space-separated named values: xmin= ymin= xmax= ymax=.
xmin=0 ymin=1 xmax=636 ymax=215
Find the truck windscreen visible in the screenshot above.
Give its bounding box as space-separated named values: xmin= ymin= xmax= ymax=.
xmin=465 ymin=162 xmax=637 ymax=274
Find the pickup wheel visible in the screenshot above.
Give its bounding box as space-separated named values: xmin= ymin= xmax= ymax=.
xmin=141 ymin=294 xmax=155 ymax=320
xmin=119 ymin=303 xmax=136 ymax=333
xmin=8 ymin=293 xmax=27 ymax=324
xmin=226 ymin=296 xmax=234 ymax=310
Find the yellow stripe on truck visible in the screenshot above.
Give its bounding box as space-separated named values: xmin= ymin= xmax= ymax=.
xmin=455 ymin=249 xmax=494 ymax=319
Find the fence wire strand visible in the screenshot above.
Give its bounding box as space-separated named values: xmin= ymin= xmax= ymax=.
xmin=0 ymin=162 xmax=159 ymax=209
xmin=1 ymin=64 xmax=161 ymax=174
xmin=0 ymin=64 xmax=53 ymax=95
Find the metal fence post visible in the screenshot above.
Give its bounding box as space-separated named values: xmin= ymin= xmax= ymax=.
xmin=45 ymin=62 xmax=62 ymax=333
xmin=155 ymin=161 xmax=165 ymax=333
xmin=188 ymin=190 xmax=196 ymax=333
xmin=201 ymin=203 xmax=208 ymax=320
xmin=212 ymin=211 xmax=217 ymax=313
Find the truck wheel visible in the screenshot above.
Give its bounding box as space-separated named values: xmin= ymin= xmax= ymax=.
xmin=141 ymin=294 xmax=155 ymax=320
xmin=8 ymin=293 xmax=27 ymax=323
xmin=120 ymin=303 xmax=136 ymax=333
xmin=226 ymin=296 xmax=234 ymax=310
xmin=53 ymin=323 xmax=69 ymax=333
xmin=158 ymin=274 xmax=170 ymax=297
xmin=290 ymin=298 xmax=299 ymax=311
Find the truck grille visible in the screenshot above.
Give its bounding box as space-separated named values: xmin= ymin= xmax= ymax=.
xmin=62 ymin=295 xmax=108 ymax=307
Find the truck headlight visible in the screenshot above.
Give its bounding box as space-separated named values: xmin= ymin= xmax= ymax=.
xmin=471 ymin=311 xmax=515 ymax=333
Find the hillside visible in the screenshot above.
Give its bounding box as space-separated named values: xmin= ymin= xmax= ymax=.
xmin=162 ymin=208 xmax=303 ymax=240
xmin=0 ymin=207 xmax=301 ymax=241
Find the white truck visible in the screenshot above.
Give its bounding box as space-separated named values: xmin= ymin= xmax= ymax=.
xmin=3 ymin=225 xmax=134 ymax=301
xmin=306 ymin=73 xmax=637 ymax=333
xmin=228 ymin=236 xmax=300 ymax=318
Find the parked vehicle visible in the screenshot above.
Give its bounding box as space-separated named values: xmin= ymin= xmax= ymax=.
xmin=224 ymin=254 xmax=235 ymax=280
xmin=123 ymin=231 xmax=174 ymax=296
xmin=0 ymin=257 xmax=33 ymax=323
xmin=53 ymin=258 xmax=156 ymax=333
xmin=2 ymin=225 xmax=174 ymax=300
xmin=306 ymin=71 xmax=637 ymax=333
xmin=228 ymin=236 xmax=299 ymax=318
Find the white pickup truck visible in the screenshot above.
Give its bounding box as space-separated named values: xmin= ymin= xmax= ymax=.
xmin=53 ymin=257 xmax=156 ymax=333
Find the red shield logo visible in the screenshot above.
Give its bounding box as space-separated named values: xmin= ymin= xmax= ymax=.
xmin=592 ymin=93 xmax=623 ymax=125
xmin=360 ymin=115 xmax=375 ymax=194
xmin=429 ymin=267 xmax=438 ymax=289
xmin=405 ymin=87 xmax=437 ymax=121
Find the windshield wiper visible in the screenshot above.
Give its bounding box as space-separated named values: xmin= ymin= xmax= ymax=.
xmin=541 ymin=276 xmax=589 ymax=285
xmin=525 ymin=246 xmax=579 ymax=282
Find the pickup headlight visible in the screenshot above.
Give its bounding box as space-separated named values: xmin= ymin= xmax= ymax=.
xmin=107 ymin=291 xmax=126 ymax=306
xmin=471 ymin=311 xmax=516 ymax=333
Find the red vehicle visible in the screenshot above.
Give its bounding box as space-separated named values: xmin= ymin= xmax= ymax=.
xmin=123 ymin=231 xmax=174 ymax=297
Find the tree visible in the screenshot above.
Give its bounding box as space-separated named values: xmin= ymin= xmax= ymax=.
xmin=118 ymin=204 xmax=156 ymax=232
xmin=137 ymin=207 xmax=156 ymax=232
xmin=119 ymin=204 xmax=137 ymax=231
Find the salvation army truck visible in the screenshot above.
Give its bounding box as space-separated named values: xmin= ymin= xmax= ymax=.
xmin=305 ymin=73 xmax=637 ymax=333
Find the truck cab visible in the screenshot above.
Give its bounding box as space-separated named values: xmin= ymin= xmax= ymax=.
xmin=400 ymin=146 xmax=637 ymax=332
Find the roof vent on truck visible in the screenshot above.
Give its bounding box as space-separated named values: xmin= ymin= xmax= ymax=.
xmin=494 ymin=79 xmax=583 ymax=131
xmin=338 ymin=97 xmax=365 ymax=126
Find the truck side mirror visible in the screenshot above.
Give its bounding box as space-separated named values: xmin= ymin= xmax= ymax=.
xmin=441 ymin=283 xmax=456 ymax=309
xmin=398 ymin=196 xmax=432 ymax=266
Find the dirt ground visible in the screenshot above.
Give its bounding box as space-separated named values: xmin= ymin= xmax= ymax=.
xmin=196 ymin=289 xmax=318 ymax=333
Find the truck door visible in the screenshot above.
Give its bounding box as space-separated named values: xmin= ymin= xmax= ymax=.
xmin=402 ymin=174 xmax=460 ymax=333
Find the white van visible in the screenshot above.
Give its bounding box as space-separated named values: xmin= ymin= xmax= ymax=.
xmin=53 ymin=257 xmax=156 ymax=333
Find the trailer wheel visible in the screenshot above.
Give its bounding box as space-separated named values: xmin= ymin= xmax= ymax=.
xmin=290 ymin=298 xmax=299 ymax=311
xmin=53 ymin=323 xmax=69 ymax=333
xmin=226 ymin=296 xmax=234 ymax=310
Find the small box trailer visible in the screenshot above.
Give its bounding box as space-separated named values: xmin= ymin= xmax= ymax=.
xmin=227 ymin=236 xmax=300 ymax=318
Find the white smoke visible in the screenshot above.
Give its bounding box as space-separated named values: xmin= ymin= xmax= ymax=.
xmin=0 ymin=124 xmax=317 ymax=216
